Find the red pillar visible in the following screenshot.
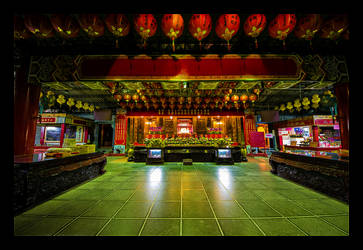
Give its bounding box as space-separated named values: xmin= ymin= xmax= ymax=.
xmin=59 ymin=124 xmax=66 ymax=147
xmin=312 ymin=126 xmax=319 ymax=143
xmin=14 ymin=58 xmax=41 ymax=156
xmin=335 ymin=82 xmax=349 ymax=150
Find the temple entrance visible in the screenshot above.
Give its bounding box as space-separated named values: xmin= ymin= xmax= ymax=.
xmin=98 ymin=124 xmax=113 ymax=148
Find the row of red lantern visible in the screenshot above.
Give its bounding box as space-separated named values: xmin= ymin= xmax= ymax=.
xmin=14 ymin=14 xmax=349 ymax=50
xmin=115 ymin=93 xmax=258 ymax=105
xmin=119 ymin=101 xmax=252 ymax=111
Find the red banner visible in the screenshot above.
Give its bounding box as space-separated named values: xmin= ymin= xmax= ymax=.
xmin=244 ymin=115 xmax=256 ymax=146
xmin=114 ymin=115 xmax=127 ymax=145
xmin=249 ymin=131 xmax=266 ymax=147
xmin=77 ymin=54 xmax=302 ymax=81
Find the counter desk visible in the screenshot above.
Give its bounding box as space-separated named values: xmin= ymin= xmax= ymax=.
xmin=13 ymin=152 xmax=106 ymax=215
xmin=269 ymin=150 xmax=349 ymax=203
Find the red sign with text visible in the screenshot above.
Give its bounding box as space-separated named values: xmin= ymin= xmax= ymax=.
xmin=249 ymin=131 xmax=266 ymax=147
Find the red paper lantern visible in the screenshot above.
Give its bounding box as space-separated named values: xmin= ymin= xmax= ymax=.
xmin=320 ymin=15 xmax=348 ymax=40
xmin=188 ymin=14 xmax=212 ymax=48
xmin=170 ymin=103 xmax=176 ymax=110
xmin=132 ymin=94 xmax=139 ymax=102
xmin=113 ymin=94 xmax=122 ymax=102
xmin=123 ymin=94 xmax=131 ymax=102
xmin=178 ymin=96 xmax=185 ymax=104
xmin=141 ymin=95 xmax=149 ymax=103
xmin=162 ymin=102 xmax=168 ymax=109
xmin=152 ymin=103 xmax=159 ymax=110
xmin=240 ymin=93 xmax=249 ymax=103
xmin=24 ymin=14 xmax=54 ymax=38
xmin=50 ymin=14 xmax=80 ymax=39
xmin=195 ymin=96 xmax=202 ymax=104
xmin=160 ymin=96 xmax=167 ymax=104
xmin=249 ymin=93 xmax=257 ymax=103
xmin=231 ymin=94 xmax=239 ymax=103
xmin=224 ymin=95 xmax=230 ymax=103
xmin=215 ymin=14 xmax=240 ymax=50
xmin=177 ymin=103 xmax=183 ymax=110
xmin=134 ymin=14 xmax=157 ymax=48
xmin=294 ymin=14 xmax=321 ymax=41
xmin=268 ymin=14 xmax=296 ymax=47
xmin=105 ymin=14 xmax=130 ymax=37
xmin=14 ymin=15 xmax=32 ymax=39
xmin=78 ymin=14 xmax=104 ymax=37
xmin=204 ymin=97 xmax=211 ymax=104
xmin=243 ymin=14 xmax=266 ymax=48
xmin=161 ymin=14 xmax=184 ymax=52
xmin=104 ymin=14 xmax=130 ymax=48
xmin=169 ymin=96 xmax=177 ymax=104
xmin=136 ymin=102 xmax=144 ymax=109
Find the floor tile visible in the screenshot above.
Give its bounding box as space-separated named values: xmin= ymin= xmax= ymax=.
xmin=114 ymin=201 xmax=152 ymax=218
xmin=237 ymin=199 xmax=282 ymax=218
xmin=253 ymin=218 xmax=306 ymax=236
xmin=23 ymin=200 xmax=68 ymax=215
xmin=288 ymin=217 xmax=348 ymax=236
xmin=140 ymin=219 xmax=180 ymax=236
xmin=103 ymin=189 xmax=135 ymax=201
xmin=56 ymin=218 xmax=108 ymax=236
xmin=182 ymin=201 xmax=214 ymax=218
xmin=128 ymin=189 xmax=159 ymax=201
xmin=218 ymin=219 xmax=264 ymax=236
xmin=149 ymin=201 xmax=181 ymax=218
xmin=182 ymin=219 xmax=221 ymax=236
xmin=14 ymin=215 xmax=49 ymax=234
xmin=15 ymin=217 xmax=73 ymax=236
xmin=155 ymin=189 xmax=181 ymax=201
xmin=211 ymin=201 xmax=249 ymax=218
xmin=182 ymin=189 xmax=208 ymax=202
xmin=263 ymin=199 xmax=313 ymax=217
xmin=97 ymin=219 xmax=144 ymax=236
xmin=48 ymin=200 xmax=97 ymax=217
xmin=82 ymin=200 xmax=125 ymax=218
xmin=320 ymin=215 xmax=349 ymax=234
xmin=292 ymin=199 xmax=348 ymax=215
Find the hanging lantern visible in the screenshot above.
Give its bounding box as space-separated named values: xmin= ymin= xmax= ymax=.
xmin=320 ymin=15 xmax=348 ymax=40
xmin=187 ymin=97 xmax=193 ymax=104
xmin=136 ymin=103 xmax=144 ymax=109
xmin=123 ymin=93 xmax=131 ymax=103
xmin=104 ymin=14 xmax=130 ymax=48
xmin=14 ymin=15 xmax=32 ymax=39
xmin=128 ymin=102 xmax=135 ymax=110
xmin=161 ymin=14 xmax=184 ymax=52
xmin=169 ymin=96 xmax=177 ymax=104
xmin=120 ymin=101 xmax=127 ymax=109
xmin=215 ymin=14 xmax=240 ymax=50
xmin=204 ymin=97 xmax=211 ymax=104
xmin=202 ymin=103 xmax=207 ymax=109
xmin=152 ymin=103 xmax=159 ymax=110
xmin=178 ymin=96 xmax=185 ymax=104
xmin=293 ymin=99 xmax=302 ymax=109
xmin=249 ymin=93 xmax=257 ymax=103
xmin=89 ymin=104 xmax=95 ymax=112
xmin=209 ymin=103 xmax=216 ymax=109
xmin=141 ymin=95 xmax=149 ymax=103
xmin=78 ymin=14 xmax=104 ymax=37
xmin=57 ymin=95 xmax=66 ymax=105
xmin=234 ymin=102 xmax=240 ymax=110
xmin=268 ymin=14 xmax=296 ymax=48
xmin=311 ymin=94 xmax=320 ymax=104
xmin=170 ymin=103 xmax=176 ymax=110
xmin=279 ymin=104 xmax=286 ymax=112
xmin=188 ymin=14 xmax=212 ymax=49
xmin=186 ymin=103 xmax=192 ymax=110
xmin=213 ymin=97 xmax=220 ymax=105
xmin=145 ymin=102 xmax=151 ymax=110
xmin=231 ymin=94 xmax=239 ymax=103
xmin=243 ymin=14 xmax=266 ymax=48
xmin=50 ymin=14 xmax=80 ymax=39
xmin=218 ymin=102 xmax=224 ymax=110
xmin=24 ymin=14 xmax=54 ymax=38
xmin=311 ymin=103 xmax=319 ymax=109
xmin=162 ymin=102 xmax=168 ymax=109
xmin=195 ymin=96 xmax=202 ymax=104
xmin=132 ymin=94 xmax=140 ymax=103
xmin=253 ymin=88 xmax=262 ymax=97
xmin=177 ymin=103 xmax=184 ymax=110
xmin=66 ymin=98 xmax=75 ymax=108
xmin=113 ymin=94 xmax=122 ymax=102
xmin=224 ymin=95 xmax=230 ymax=103
xmin=302 ymin=97 xmax=310 ymax=106
xmin=226 ymin=103 xmax=232 ymax=110
xmin=83 ymin=102 xmax=89 ymax=110
xmin=75 ymin=100 xmax=83 ymax=109
xmin=151 ymin=96 xmax=158 ymax=103
xmin=286 ymin=102 xmax=294 ymax=111
xmin=240 ymin=93 xmax=249 ymax=103
xmin=134 ymin=14 xmax=157 ymax=48
xmin=294 ymin=14 xmax=321 ymax=46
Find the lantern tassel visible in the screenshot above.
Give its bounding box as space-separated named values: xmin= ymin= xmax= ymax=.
xmin=115 ymin=39 xmax=119 ymax=48
xmin=227 ymin=40 xmax=230 ymax=51
xmin=309 ymin=40 xmax=313 ymax=50
xmin=143 ymin=39 xmax=147 ymax=49
xmin=282 ymin=40 xmax=286 ymax=50
xmin=172 ymin=38 xmax=175 ymax=52
xmin=255 ymin=38 xmax=258 ymax=49
xmin=199 ymin=41 xmax=202 ymax=50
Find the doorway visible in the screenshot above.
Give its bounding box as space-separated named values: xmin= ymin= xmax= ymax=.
xmin=98 ymin=124 xmax=113 ymax=148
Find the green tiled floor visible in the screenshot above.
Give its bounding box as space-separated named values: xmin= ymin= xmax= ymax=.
xmin=14 ymin=156 xmax=349 ymax=236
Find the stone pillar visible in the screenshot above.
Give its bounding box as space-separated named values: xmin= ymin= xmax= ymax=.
xmin=335 ymin=82 xmax=349 ymax=149
xmin=14 ymin=57 xmax=41 ymax=156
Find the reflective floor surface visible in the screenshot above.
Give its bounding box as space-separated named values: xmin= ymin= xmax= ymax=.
xmin=14 ymin=157 xmax=349 ymax=236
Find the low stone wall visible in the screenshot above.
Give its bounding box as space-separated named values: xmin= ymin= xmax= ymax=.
xmin=269 ymin=152 xmax=349 ymax=203
xmin=13 ymin=152 xmax=107 ymax=216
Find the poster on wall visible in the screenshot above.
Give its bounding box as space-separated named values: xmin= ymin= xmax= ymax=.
xmin=76 ymin=126 xmax=83 ymax=143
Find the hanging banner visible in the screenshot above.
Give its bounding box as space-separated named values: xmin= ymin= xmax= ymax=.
xmin=114 ymin=114 xmax=128 ymax=145
xmin=244 ymin=115 xmax=256 ymax=146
